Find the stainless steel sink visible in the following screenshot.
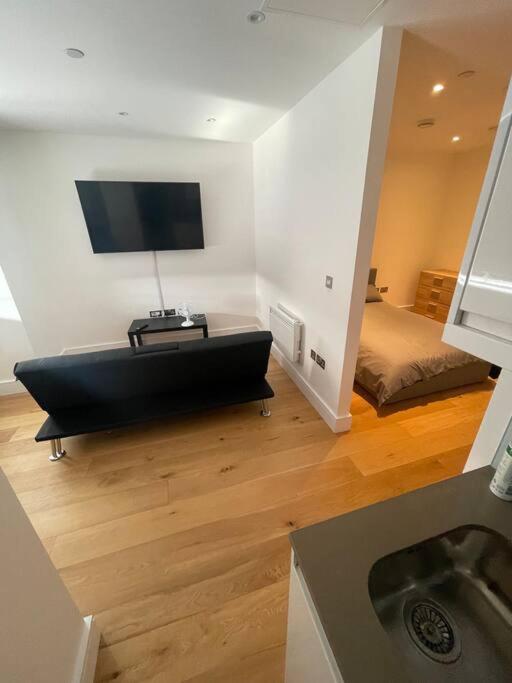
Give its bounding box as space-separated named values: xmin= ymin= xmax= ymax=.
xmin=368 ymin=525 xmax=512 ymax=681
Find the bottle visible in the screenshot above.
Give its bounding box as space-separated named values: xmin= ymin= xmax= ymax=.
xmin=490 ymin=443 xmax=512 ymax=501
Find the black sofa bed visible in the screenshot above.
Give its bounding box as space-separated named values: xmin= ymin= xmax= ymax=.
xmin=14 ymin=331 xmax=274 ymax=461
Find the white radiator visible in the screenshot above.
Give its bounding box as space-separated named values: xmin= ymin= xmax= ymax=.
xmin=269 ymin=304 xmax=304 ymax=362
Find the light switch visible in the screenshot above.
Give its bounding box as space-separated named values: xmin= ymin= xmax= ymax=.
xmin=325 ymin=275 xmax=333 ymax=289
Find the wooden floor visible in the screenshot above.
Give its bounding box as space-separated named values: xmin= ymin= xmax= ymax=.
xmin=0 ymin=359 xmax=495 ymax=682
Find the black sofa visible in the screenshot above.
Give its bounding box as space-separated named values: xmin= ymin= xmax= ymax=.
xmin=14 ymin=331 xmax=274 ymax=461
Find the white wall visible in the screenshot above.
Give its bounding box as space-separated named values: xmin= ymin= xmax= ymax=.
xmin=371 ymin=151 xmax=454 ymax=306
xmin=0 ymin=266 xmax=34 ymax=391
xmin=0 ymin=467 xmax=98 ymax=682
xmin=0 ymin=131 xmax=256 ymax=358
xmin=371 ymin=145 xmax=491 ymax=307
xmin=432 ymin=145 xmax=491 ymax=270
xmin=254 ymin=28 xmax=402 ymax=429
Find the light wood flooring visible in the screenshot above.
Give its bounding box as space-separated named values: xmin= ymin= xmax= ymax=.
xmin=0 ymin=359 xmax=495 ymax=682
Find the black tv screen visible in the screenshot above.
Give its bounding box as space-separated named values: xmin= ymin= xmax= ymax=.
xmin=75 ymin=181 xmax=204 ymax=253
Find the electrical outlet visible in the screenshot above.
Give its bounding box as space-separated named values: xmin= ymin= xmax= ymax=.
xmin=150 ymin=310 xmax=163 ymax=318
xmin=164 ymin=308 xmax=176 ymax=317
xmin=310 ymin=349 xmax=317 ymax=361
xmin=379 ymin=286 xmax=389 ymax=293
xmin=325 ymin=275 xmax=333 ymax=289
xmin=316 ymin=354 xmax=326 ymax=370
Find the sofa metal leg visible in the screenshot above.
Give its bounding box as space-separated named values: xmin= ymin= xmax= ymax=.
xmin=260 ymin=399 xmax=271 ymax=417
xmin=49 ymin=438 xmax=67 ymax=462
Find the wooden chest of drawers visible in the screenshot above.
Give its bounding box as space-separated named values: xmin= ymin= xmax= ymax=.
xmin=413 ymin=269 xmax=457 ymax=323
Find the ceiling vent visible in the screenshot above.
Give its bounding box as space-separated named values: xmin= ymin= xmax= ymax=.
xmin=262 ymin=0 xmax=387 ymax=26
xmin=417 ymin=118 xmax=435 ymax=129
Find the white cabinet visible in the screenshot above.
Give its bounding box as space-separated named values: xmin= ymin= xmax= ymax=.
xmin=444 ymin=77 xmax=512 ymax=472
xmin=443 ymin=79 xmax=512 ymax=370
xmin=285 ymin=552 xmax=344 ymax=683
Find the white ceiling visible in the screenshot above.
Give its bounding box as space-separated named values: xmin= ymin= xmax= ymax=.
xmin=263 ymin=0 xmax=387 ymax=25
xmin=388 ymin=20 xmax=512 ymax=154
xmin=0 ymin=0 xmax=511 ymax=143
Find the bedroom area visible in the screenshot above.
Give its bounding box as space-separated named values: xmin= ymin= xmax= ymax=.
xmin=353 ymin=29 xmax=507 ymax=412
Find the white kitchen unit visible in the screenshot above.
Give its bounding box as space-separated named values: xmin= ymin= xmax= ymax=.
xmin=285 ymin=553 xmax=344 ymax=683
xmin=442 ymin=78 xmax=512 ymax=472
xmin=443 ymin=78 xmax=512 ymax=369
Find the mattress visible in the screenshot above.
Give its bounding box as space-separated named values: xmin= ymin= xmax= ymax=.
xmin=355 ymin=301 xmax=490 ymax=406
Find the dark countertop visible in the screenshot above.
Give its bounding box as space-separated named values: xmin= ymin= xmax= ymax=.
xmin=290 ymin=466 xmax=512 ymax=683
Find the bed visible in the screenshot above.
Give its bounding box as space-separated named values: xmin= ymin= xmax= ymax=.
xmin=355 ymin=284 xmax=491 ymax=406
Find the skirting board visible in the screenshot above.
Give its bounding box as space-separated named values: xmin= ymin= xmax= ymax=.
xmin=270 ymin=343 xmax=352 ymax=433
xmin=73 ymin=615 xmax=100 ymax=683
xmin=0 ymin=379 xmax=26 ymax=396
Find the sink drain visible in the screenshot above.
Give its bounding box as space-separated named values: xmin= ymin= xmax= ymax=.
xmin=404 ymin=600 xmax=461 ymax=664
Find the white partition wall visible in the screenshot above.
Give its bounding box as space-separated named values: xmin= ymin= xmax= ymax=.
xmin=0 ymin=469 xmax=99 ymax=683
xmin=254 ymin=27 xmax=402 ymax=431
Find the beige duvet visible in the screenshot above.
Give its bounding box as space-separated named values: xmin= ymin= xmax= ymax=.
xmin=356 ymin=302 xmax=487 ymax=406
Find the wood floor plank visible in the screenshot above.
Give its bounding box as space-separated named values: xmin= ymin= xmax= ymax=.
xmin=94 ymin=536 xmax=289 ymax=646
xmin=183 ymin=644 xmax=285 ymax=683
xmin=49 ymin=455 xmax=362 ymax=568
xmin=0 ymin=391 xmax=39 ymax=417
xmin=398 ymin=403 xmax=488 ymax=438
xmin=58 ymin=455 xmax=453 ymax=619
xmin=0 ymin=410 xmax=44 ymax=431
xmin=0 ymin=443 xmax=90 ymax=475
xmin=85 ymin=410 xmax=329 ymax=477
xmin=17 ymin=423 xmax=335 ymax=516
xmin=93 ymin=459 xmax=457 ymax=683
xmin=0 ymin=436 xmax=48 ymax=460
xmin=28 ymin=480 xmax=169 ymax=539
xmin=0 ymin=356 xmax=494 ymax=683
xmin=7 ymin=455 xmax=93 ymax=497
xmin=66 ymin=398 xmax=317 ymax=463
xmin=436 ymin=445 xmax=476 ymax=476
xmin=350 ymin=392 xmax=459 ymax=431
xmin=94 ymin=580 xmax=288 ymax=683
xmin=164 ymin=438 xmax=339 ymax=502
xmin=327 ymin=421 xmax=410 ymax=458
xmin=349 ymin=418 xmax=482 ymax=476
xmin=0 ymin=428 xmax=16 ymax=443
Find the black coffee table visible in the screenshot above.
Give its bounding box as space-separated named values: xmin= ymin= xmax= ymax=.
xmin=128 ymin=314 xmax=208 ymax=347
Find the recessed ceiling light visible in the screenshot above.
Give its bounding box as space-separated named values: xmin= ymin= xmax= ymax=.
xmin=451 ymin=135 xmax=461 ymax=142
xmin=458 ymin=70 xmax=476 ymax=79
xmin=206 ymin=117 xmax=216 ymax=123
xmin=432 ymin=83 xmax=445 ymax=94
xmin=417 ymin=118 xmax=435 ymax=129
xmin=118 ymin=111 xmax=129 ymax=116
xmin=247 ymin=10 xmax=266 ymax=24
xmin=65 ymin=48 xmax=85 ymax=59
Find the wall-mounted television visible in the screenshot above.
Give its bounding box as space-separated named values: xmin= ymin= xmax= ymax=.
xmin=75 ymin=180 xmax=204 ymax=253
